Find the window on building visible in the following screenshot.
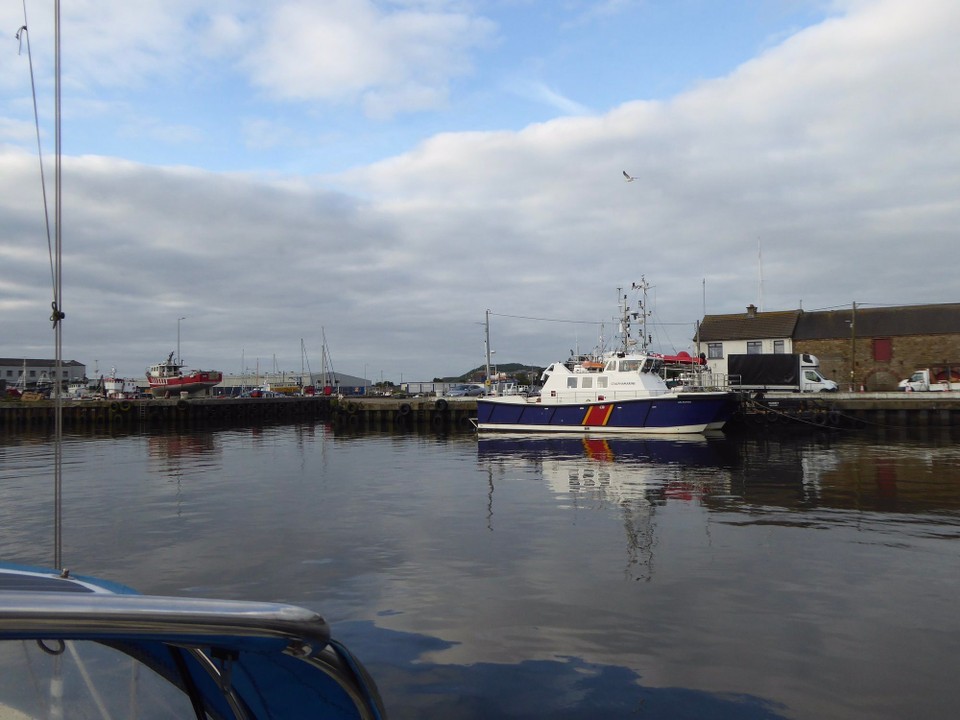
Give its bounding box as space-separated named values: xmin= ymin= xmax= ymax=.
xmin=746 ymin=341 xmax=762 ymax=354
xmin=707 ymin=343 xmax=723 ymax=359
xmin=773 ymin=340 xmax=785 ymax=354
xmin=29 ymin=370 xmax=36 ymax=377
xmin=873 ymin=337 xmax=892 ymax=363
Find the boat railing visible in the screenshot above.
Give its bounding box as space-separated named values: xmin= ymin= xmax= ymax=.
xmin=670 ymin=370 xmax=732 ymax=391
xmin=537 ymin=388 xmax=675 ymax=403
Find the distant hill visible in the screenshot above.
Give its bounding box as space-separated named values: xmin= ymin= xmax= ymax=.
xmin=439 ymin=363 xmax=545 ymax=383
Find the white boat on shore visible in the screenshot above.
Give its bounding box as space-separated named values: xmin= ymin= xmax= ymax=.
xmin=104 ymin=368 xmax=139 ymax=399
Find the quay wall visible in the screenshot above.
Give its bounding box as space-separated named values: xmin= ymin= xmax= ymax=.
xmin=734 ymin=391 xmax=960 ymax=429
xmin=3 ymin=393 xmax=960 ymax=433
xmin=0 ymin=396 xmax=478 ymax=433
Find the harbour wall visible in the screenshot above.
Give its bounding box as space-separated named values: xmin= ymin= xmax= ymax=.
xmin=3 ymin=393 xmax=960 ymax=433
xmin=0 ymin=396 xmax=477 ymax=432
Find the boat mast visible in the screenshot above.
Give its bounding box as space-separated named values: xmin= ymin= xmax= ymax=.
xmin=621 ymin=277 xmax=650 ymax=354
xmin=485 ymin=309 xmax=492 ymax=388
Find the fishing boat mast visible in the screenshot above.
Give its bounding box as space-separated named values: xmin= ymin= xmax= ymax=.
xmin=617 ymin=278 xmax=651 ymax=355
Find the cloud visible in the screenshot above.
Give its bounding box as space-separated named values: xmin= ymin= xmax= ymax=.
xmin=1 ymin=0 xmax=958 ymax=380
xmin=239 ymin=0 xmax=496 ymax=117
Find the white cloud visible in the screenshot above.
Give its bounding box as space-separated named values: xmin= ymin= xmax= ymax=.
xmin=240 ymin=0 xmax=496 ymax=117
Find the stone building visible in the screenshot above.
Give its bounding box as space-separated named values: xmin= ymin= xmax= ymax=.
xmin=697 ymin=303 xmax=960 ymax=391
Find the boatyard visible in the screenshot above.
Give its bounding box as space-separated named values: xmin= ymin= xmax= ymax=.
xmin=3 ymin=392 xmax=960 ymax=432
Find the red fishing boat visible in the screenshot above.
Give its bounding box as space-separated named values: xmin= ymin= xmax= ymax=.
xmin=146 ymin=352 xmax=222 ymax=397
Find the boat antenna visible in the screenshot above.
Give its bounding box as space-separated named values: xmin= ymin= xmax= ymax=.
xmin=626 ymin=278 xmax=651 ymax=353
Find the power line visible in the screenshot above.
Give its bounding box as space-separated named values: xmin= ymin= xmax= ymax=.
xmin=488 ymin=311 xmax=693 ymax=327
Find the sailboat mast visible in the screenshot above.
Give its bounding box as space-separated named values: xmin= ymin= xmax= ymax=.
xmin=52 ymin=0 xmax=64 ymax=570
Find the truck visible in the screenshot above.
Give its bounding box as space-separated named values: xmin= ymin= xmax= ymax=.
xmin=898 ymin=366 xmax=960 ymax=392
xmin=727 ymin=353 xmax=838 ymax=393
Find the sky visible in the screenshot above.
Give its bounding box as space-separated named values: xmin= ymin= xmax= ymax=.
xmin=1 ymin=0 xmax=959 ymax=383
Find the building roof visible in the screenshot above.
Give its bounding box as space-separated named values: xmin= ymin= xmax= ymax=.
xmin=0 ymin=358 xmax=85 ymax=367
xmin=795 ymin=303 xmax=960 ymax=339
xmin=697 ymin=308 xmax=801 ymax=342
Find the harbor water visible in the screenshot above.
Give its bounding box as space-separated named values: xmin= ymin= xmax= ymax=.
xmin=2 ymin=424 xmax=959 ymax=719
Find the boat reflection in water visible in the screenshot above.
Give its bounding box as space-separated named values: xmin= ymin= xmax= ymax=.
xmin=477 ymin=433 xmax=736 ymax=580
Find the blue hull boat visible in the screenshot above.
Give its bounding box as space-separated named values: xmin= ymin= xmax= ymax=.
xmin=477 ymin=392 xmax=737 ymax=434
xmin=0 ymin=563 xmax=386 ymax=719
xmin=476 ymin=281 xmax=738 ymax=435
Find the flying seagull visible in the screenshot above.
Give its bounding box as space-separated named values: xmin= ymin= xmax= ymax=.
xmin=622 ymin=170 xmax=636 ymax=182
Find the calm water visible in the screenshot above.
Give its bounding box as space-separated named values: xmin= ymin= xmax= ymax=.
xmin=2 ymin=424 xmax=959 ymax=719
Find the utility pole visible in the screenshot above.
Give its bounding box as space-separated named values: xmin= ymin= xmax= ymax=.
xmin=485 ymin=309 xmax=492 ymax=389
xmin=177 ymin=316 xmax=187 ymax=365
xmin=849 ymin=301 xmax=857 ymax=392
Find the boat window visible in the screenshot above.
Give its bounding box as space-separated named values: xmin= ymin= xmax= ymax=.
xmin=597 ymin=377 xmax=608 ymax=388
xmin=605 ymin=361 xmax=617 ymax=371
xmin=620 ymin=360 xmax=640 ymax=373
xmin=0 ymin=639 xmax=202 ymax=719
xmin=582 ymin=377 xmax=593 ymax=389
xmin=567 ymin=377 xmax=578 ymax=389
xmin=641 ymin=358 xmax=655 ymax=373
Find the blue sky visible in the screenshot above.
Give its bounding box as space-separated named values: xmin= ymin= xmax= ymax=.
xmin=2 ymin=0 xmax=959 ymax=381
xmin=11 ymin=1 xmax=832 ymax=174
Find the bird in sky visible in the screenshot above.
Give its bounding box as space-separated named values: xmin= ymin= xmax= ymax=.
xmin=622 ymin=170 xmax=636 ymax=182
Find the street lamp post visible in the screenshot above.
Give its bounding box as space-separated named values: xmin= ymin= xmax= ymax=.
xmin=849 ymin=302 xmax=856 ymax=392
xmin=177 ymin=316 xmax=187 ymax=365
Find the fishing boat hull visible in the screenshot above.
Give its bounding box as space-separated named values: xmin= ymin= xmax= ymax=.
xmin=147 ymin=370 xmax=223 ymax=397
xmin=476 ymin=391 xmax=738 ymax=434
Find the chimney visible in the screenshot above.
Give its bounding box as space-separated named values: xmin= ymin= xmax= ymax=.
xmin=746 ymin=304 xmax=757 ymax=318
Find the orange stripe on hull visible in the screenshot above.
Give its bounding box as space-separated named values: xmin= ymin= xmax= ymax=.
xmin=581 ymin=404 xmax=614 ymax=426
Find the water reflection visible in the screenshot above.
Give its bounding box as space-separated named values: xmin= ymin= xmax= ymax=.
xmin=478 ymin=435 xmax=736 ymax=581
xmin=476 ymin=431 xmax=960 ymax=581
xmin=721 ymin=434 xmax=960 ymax=517
xmin=339 ymin=621 xmax=790 ymax=719
xmin=479 ymin=432 xmax=960 ymax=517
xmin=3 ymin=427 xmax=958 ymax=719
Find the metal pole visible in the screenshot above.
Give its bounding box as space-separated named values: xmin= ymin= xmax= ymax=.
xmin=484 ymin=309 xmax=492 ymax=389
xmin=177 ymin=316 xmax=186 ymax=364
xmin=849 ymin=301 xmax=856 ymax=392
